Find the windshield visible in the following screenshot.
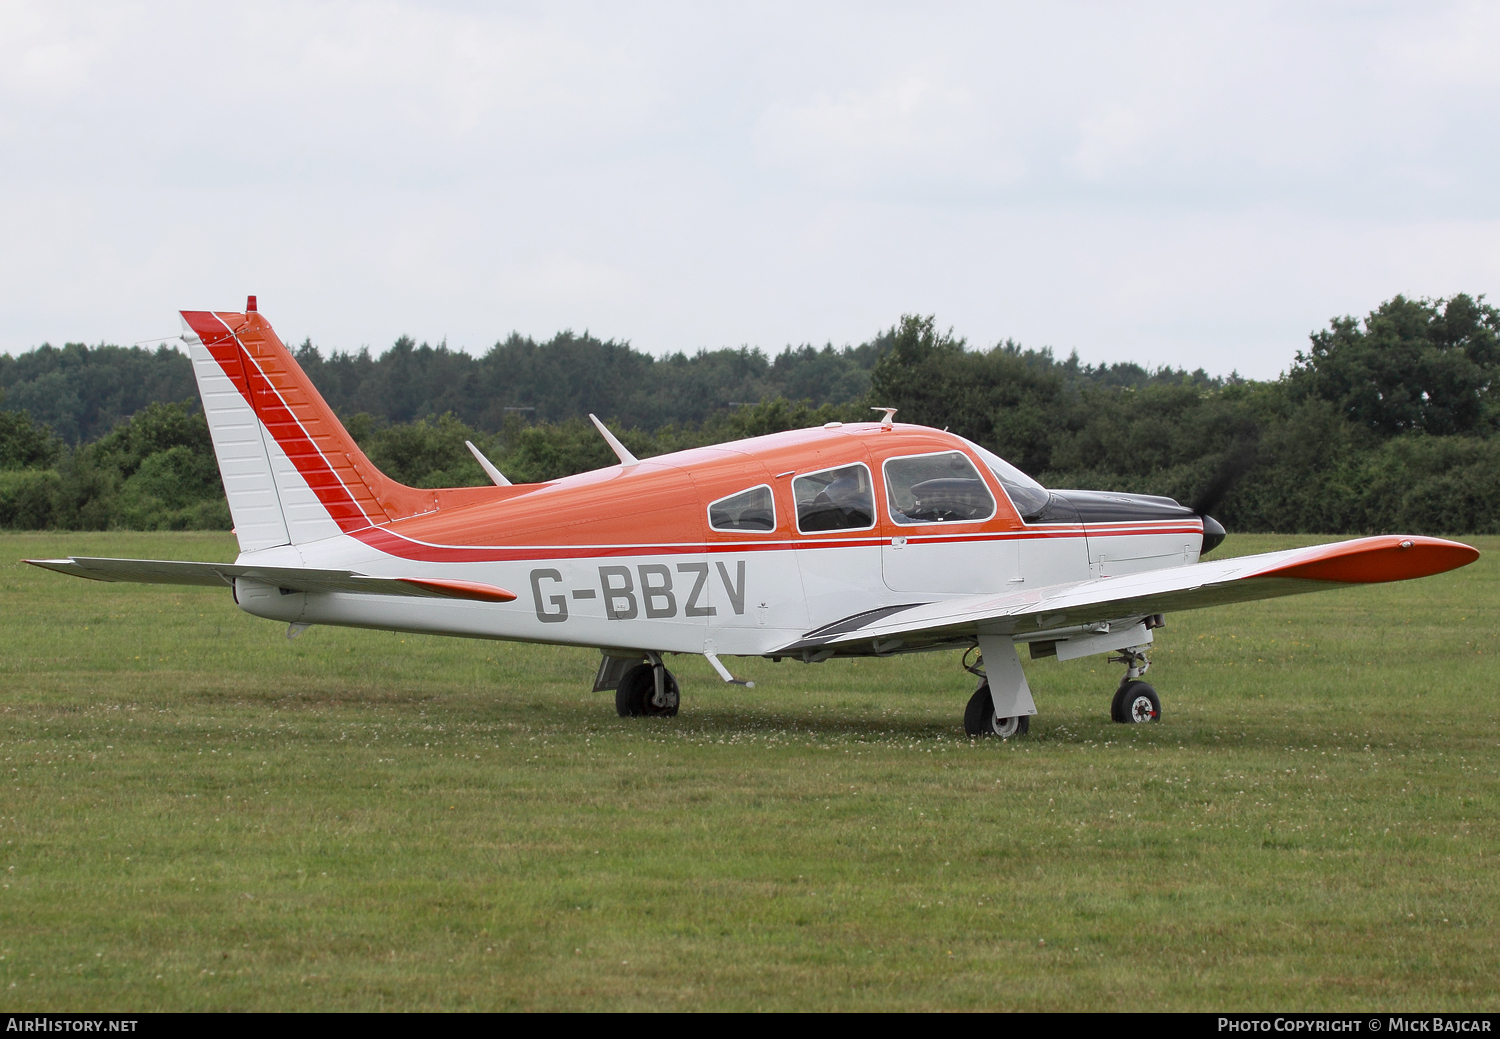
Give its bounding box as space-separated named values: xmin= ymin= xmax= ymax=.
xmin=884 ymin=451 xmax=996 ymax=525
xmin=960 ymin=438 xmax=1051 ymax=520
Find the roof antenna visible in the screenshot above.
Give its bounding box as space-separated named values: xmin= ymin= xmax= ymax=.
xmin=871 ymin=406 xmax=897 ymax=430
xmin=465 ymin=440 xmax=512 ymax=486
xmin=588 ymin=414 xmax=639 ymax=466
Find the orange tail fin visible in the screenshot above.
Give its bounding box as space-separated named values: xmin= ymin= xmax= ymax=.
xmin=181 ymin=301 xmax=509 ymax=551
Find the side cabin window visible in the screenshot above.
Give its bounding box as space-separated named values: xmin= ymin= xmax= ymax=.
xmin=794 ymin=463 xmax=875 ymax=533
xmin=884 ymin=451 xmax=996 ymax=525
xmin=708 ymin=484 xmax=776 ymax=532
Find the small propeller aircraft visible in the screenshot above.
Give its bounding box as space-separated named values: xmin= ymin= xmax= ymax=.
xmin=29 ymin=300 xmax=1480 ymax=737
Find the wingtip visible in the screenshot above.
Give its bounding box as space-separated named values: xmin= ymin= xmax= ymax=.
xmin=24 ymin=557 xmax=80 ymax=571
xmin=1253 ymin=535 xmax=1479 ymax=584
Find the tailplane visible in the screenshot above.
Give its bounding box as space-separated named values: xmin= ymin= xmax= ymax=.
xmin=181 ymin=298 xmax=505 ymax=552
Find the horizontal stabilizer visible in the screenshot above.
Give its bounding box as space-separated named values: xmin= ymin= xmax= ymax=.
xmin=25 ymin=557 xmax=517 ymax=604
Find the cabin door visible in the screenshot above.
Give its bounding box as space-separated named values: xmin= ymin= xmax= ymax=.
xmin=879 ymin=449 xmax=1021 ymax=595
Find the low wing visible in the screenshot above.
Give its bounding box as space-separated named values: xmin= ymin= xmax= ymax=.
xmin=24 ymin=557 xmax=517 ymax=604
xmin=780 ymin=535 xmax=1478 ymax=657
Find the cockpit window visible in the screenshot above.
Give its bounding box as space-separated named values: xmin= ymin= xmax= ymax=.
xmin=708 ymin=485 xmax=776 ymax=532
xmin=960 ymin=438 xmax=1052 ymax=520
xmin=884 ymin=451 xmax=996 ymax=525
xmin=794 ymin=463 xmax=875 ymax=533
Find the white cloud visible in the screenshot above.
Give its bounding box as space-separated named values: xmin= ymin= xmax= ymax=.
xmin=1 ymin=1 xmax=1497 ymax=380
xmin=755 ymin=75 xmax=1009 ymax=192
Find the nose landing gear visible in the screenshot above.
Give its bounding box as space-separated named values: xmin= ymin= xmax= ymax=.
xmin=1109 ymin=646 xmax=1161 ymax=723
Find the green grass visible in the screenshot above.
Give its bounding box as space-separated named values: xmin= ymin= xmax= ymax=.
xmin=0 ymin=531 xmax=1496 ymax=1011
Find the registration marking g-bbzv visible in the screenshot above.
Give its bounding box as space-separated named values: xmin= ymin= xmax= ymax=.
xmin=531 ymin=561 xmax=746 ymax=623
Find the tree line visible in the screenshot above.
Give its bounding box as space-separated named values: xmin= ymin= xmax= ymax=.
xmin=2 ymin=293 xmax=1496 ymax=535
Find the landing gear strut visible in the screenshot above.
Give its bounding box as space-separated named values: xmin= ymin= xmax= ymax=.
xmin=960 ymin=646 xmax=1030 ymax=739
xmin=615 ymin=654 xmax=680 ymax=718
xmin=1109 ymin=646 xmax=1161 ymax=723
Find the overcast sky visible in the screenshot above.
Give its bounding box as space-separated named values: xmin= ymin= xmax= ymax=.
xmin=2 ymin=1 xmax=1497 ymax=379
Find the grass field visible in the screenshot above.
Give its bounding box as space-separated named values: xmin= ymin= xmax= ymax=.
xmin=0 ymin=531 xmax=1496 ymax=1011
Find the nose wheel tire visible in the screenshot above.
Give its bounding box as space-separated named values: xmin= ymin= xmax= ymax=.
xmin=616 ymin=663 xmax=680 ymax=717
xmin=963 ymin=682 xmax=1030 ymax=739
xmin=1111 ymin=681 xmax=1161 ymax=723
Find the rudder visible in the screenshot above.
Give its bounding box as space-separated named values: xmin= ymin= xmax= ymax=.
xmin=180 ymin=300 xmax=436 ymax=551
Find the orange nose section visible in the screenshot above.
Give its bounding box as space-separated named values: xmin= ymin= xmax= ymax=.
xmin=1258 ymin=535 xmax=1480 ymax=584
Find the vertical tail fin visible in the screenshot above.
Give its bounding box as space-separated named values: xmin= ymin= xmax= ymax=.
xmin=180 ymin=303 xmax=442 ymax=551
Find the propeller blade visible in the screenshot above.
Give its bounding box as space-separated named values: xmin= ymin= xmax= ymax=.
xmin=1191 ymin=429 xmax=1258 ymax=556
xmin=1190 ymin=433 xmax=1259 ymax=517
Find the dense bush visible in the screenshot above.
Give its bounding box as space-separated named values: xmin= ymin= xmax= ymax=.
xmin=294 ymin=332 xmax=882 ymax=433
xmin=0 ymin=343 xmax=195 ymax=443
xmin=0 ymin=402 xmax=229 ymax=531
xmin=0 ymin=469 xmax=63 ymax=529
xmin=866 ymin=300 xmax=1500 ymax=535
xmin=348 ymin=398 xmax=869 ymax=488
xmin=2 ymin=294 xmax=1497 ymax=535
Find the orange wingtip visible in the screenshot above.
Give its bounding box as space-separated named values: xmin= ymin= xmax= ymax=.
xmin=1252 ymin=535 xmax=1479 ymax=584
xmin=396 ymin=578 xmax=518 ymax=603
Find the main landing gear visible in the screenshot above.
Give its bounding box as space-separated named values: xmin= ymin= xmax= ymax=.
xmin=960 ymin=646 xmax=1030 ymax=739
xmin=964 ymin=681 xmax=1030 ymax=738
xmin=615 ymin=654 xmax=680 ymax=718
xmin=1109 ymin=646 xmax=1161 ymax=724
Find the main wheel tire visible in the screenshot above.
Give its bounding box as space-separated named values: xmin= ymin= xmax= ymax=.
xmin=963 ymin=681 xmax=1030 ymax=739
xmin=1111 ymin=681 xmax=1161 ymax=723
xmin=615 ymin=663 xmax=680 ymax=718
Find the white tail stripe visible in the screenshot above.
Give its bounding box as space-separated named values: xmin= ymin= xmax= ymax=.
xmin=187 ymin=328 xmax=291 ymax=552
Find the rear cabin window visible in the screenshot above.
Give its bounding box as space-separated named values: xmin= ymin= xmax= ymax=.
xmin=708 ymin=485 xmax=776 ymax=532
xmin=884 ymin=451 xmax=997 ymax=525
xmin=794 ymin=464 xmax=875 ymax=533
